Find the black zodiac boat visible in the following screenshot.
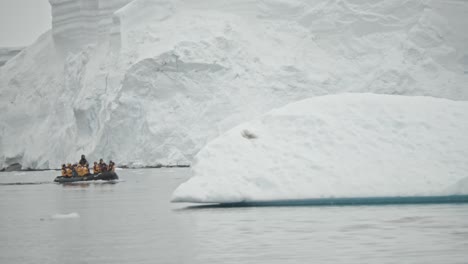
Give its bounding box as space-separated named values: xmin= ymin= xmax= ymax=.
xmin=54 ymin=172 xmax=119 ymax=183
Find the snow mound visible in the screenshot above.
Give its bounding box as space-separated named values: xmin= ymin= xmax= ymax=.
xmin=172 ymin=93 xmax=468 ymax=203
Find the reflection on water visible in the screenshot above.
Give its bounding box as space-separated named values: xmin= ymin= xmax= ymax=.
xmin=1 ymin=169 xmax=468 ymax=264
xmin=60 ymin=181 xmax=121 ymax=188
xmin=183 ymin=195 xmax=468 ymax=208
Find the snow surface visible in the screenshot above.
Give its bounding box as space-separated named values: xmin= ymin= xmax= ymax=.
xmin=172 ymin=93 xmax=468 ymax=203
xmin=0 ymin=47 xmax=23 ymax=67
xmin=1 ymin=0 xmax=468 ymax=169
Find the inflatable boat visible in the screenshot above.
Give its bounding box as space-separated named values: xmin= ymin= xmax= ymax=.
xmin=54 ymin=171 xmax=119 ymax=183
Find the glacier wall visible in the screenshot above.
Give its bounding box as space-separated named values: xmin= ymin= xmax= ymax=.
xmin=1 ymin=0 xmax=468 ymax=169
xmin=49 ymin=0 xmax=132 ymax=50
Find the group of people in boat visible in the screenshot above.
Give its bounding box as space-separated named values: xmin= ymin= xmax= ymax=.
xmin=61 ymin=155 xmax=116 ymax=178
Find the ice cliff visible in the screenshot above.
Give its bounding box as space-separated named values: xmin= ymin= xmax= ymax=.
xmin=49 ymin=0 xmax=133 ymax=51
xmin=1 ymin=0 xmax=468 ymax=169
xmin=172 ymin=94 xmax=468 ymax=203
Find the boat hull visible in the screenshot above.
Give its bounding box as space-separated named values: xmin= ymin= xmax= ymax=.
xmin=54 ymin=172 xmax=119 ymax=183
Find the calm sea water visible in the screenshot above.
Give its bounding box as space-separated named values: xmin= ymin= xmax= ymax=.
xmin=1 ymin=168 xmax=467 ymax=264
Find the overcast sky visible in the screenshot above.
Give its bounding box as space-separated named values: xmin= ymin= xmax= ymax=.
xmin=0 ymin=0 xmax=51 ymax=47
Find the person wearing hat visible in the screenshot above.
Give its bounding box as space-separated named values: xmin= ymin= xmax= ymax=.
xmin=61 ymin=164 xmax=67 ymax=176
xmin=99 ymin=159 xmax=108 ymax=173
xmin=78 ymin=154 xmax=89 ymax=175
xmin=108 ymin=160 xmax=116 ymax=172
xmin=79 ymin=154 xmax=89 ymax=169
xmin=65 ymin=164 xmax=73 ymax=177
xmin=93 ymin=161 xmax=101 ymax=174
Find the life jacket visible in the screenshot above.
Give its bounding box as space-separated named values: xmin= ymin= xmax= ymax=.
xmin=61 ymin=168 xmax=66 ymax=176
xmin=77 ymin=165 xmax=86 ymax=177
xmin=65 ymin=167 xmax=73 ymax=177
xmin=93 ymin=164 xmax=100 ymax=174
xmin=108 ymin=164 xmax=115 ymax=172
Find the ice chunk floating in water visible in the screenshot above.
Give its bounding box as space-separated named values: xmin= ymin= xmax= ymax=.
xmin=172 ymin=94 xmax=468 ymax=204
xmin=51 ymin=212 xmax=80 ymax=220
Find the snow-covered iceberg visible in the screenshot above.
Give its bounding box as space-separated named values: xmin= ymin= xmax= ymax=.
xmin=1 ymin=0 xmax=468 ymax=169
xmin=172 ymin=93 xmax=468 ymax=203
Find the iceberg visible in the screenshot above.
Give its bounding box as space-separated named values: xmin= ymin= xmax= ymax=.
xmin=1 ymin=0 xmax=468 ymax=169
xmin=172 ymin=93 xmax=468 ymax=203
xmin=50 ymin=212 xmax=80 ymax=219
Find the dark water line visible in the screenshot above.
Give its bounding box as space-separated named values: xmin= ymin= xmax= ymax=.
xmin=0 ymin=165 xmax=190 ymax=172
xmin=0 ymin=181 xmax=54 ymax=186
xmin=183 ymin=195 xmax=468 ymax=209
